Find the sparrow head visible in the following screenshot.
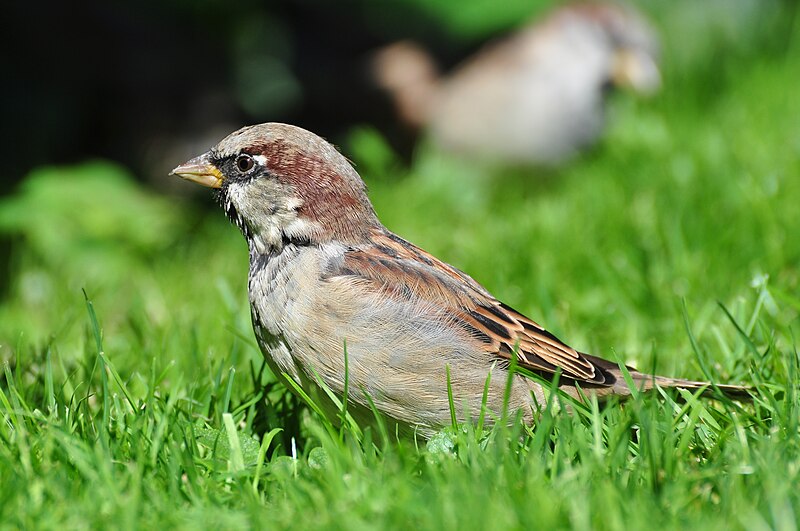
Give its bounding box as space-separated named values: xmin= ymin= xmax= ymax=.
xmin=171 ymin=123 xmax=380 ymax=254
xmin=586 ymin=2 xmax=661 ymax=95
xmin=551 ymin=3 xmax=661 ymax=95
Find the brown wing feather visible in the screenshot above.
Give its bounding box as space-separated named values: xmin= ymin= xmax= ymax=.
xmin=325 ymin=229 xmax=613 ymax=387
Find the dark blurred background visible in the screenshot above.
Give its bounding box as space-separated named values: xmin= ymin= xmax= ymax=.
xmin=3 ymin=0 xmax=795 ymax=191
xmin=1 ymin=0 xmax=500 ymax=187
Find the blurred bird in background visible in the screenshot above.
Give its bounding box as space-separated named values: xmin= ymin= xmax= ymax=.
xmin=373 ymin=2 xmax=661 ymax=166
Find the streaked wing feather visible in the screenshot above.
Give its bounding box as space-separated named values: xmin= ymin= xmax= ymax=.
xmin=325 ymin=229 xmax=611 ymax=386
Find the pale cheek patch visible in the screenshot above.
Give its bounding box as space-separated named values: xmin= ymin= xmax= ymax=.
xmin=227 ymin=180 xmax=320 ymax=253
xmin=283 ymin=217 xmax=322 ymax=242
xmin=285 ymin=197 xmax=304 ymax=211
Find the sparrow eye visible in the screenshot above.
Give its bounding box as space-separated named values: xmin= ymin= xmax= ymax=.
xmin=235 ymin=154 xmax=255 ymax=174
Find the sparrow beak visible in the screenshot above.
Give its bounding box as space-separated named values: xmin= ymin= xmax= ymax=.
xmin=170 ymin=152 xmax=224 ymax=188
xmin=611 ymin=48 xmax=661 ymax=96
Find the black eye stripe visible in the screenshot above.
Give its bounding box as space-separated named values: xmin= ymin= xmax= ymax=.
xmin=212 ymin=153 xmax=269 ymax=184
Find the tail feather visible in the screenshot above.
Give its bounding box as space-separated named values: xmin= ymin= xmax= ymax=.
xmin=638 ymin=373 xmax=752 ymax=400
xmin=371 ymin=41 xmax=440 ymax=129
xmin=579 ymin=352 xmax=752 ymax=400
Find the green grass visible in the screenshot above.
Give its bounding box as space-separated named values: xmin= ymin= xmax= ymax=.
xmin=2 ymin=8 xmax=800 ymax=530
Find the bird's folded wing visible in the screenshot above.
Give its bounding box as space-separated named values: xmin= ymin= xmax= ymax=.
xmin=323 ymin=229 xmax=614 ymax=386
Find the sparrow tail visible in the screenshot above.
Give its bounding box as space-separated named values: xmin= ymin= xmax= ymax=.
xmin=371 ymin=41 xmax=440 ymax=129
xmin=580 ymin=352 xmax=752 ymax=400
xmin=631 ymin=373 xmax=753 ymax=400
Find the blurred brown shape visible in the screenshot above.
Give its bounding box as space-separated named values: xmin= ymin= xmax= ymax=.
xmin=373 ymin=2 xmax=660 ymax=166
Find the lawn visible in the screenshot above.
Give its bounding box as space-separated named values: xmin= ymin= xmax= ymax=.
xmin=1 ymin=6 xmax=799 ymax=530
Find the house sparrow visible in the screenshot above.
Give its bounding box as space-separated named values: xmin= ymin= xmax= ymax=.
xmin=172 ymin=123 xmax=747 ymax=438
xmin=373 ymin=2 xmax=661 ymax=165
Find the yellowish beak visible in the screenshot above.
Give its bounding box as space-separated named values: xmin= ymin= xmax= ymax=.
xmin=170 ymin=152 xmax=224 ymax=188
xmin=611 ymin=48 xmax=661 ymax=96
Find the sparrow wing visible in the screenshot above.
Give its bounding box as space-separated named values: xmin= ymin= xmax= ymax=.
xmin=324 ymin=229 xmax=614 ymax=386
